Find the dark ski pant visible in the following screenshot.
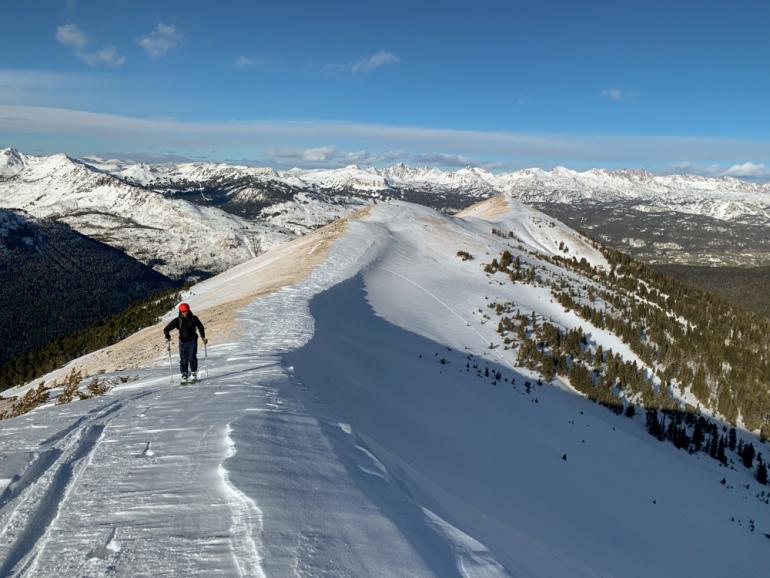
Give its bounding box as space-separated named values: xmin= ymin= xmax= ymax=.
xmin=179 ymin=340 xmax=198 ymax=376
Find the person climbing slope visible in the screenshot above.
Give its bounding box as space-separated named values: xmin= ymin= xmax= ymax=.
xmin=164 ymin=302 xmax=207 ymax=383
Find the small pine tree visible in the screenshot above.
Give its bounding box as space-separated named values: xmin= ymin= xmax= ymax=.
xmin=717 ymin=436 xmax=727 ymax=465
xmin=709 ymin=431 xmax=719 ymax=459
xmin=742 ymin=442 xmax=756 ymax=469
xmin=757 ymin=462 xmax=768 ymax=486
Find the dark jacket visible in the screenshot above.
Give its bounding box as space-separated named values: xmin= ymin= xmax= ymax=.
xmin=164 ymin=313 xmax=206 ymax=343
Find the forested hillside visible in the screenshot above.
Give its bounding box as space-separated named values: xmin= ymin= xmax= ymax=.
xmin=0 ymin=209 xmax=177 ymax=367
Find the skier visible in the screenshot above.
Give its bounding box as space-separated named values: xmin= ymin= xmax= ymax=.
xmin=164 ymin=303 xmax=207 ymax=383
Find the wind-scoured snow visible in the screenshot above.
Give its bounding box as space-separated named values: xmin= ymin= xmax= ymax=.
xmin=0 ymin=198 xmax=767 ymax=577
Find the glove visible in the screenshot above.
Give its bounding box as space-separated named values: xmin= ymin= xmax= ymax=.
xmin=165 ymin=335 xmax=171 ymax=342
xmin=203 ymin=338 xmax=208 ymax=344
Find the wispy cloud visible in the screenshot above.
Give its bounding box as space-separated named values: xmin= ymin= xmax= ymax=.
xmin=351 ymin=50 xmax=400 ymax=73
xmin=265 ymin=145 xmax=408 ymax=167
xmin=136 ymin=23 xmax=182 ymax=58
xmin=325 ymin=49 xmax=400 ymax=75
xmin=301 ymin=145 xmax=336 ymax=162
xmin=235 ymin=55 xmax=255 ymax=68
xmin=663 ymin=160 xmax=770 ymax=181
xmin=263 ymin=146 xmax=501 ymax=170
xmin=2 ymin=105 xmax=769 ymax=177
xmin=55 ymin=23 xmax=87 ymax=49
xmin=234 ymin=55 xmax=280 ymax=70
xmin=0 ymin=69 xmax=100 ymax=107
xmin=723 ymin=161 xmax=770 ymax=179
xmin=78 ymin=46 xmax=125 ymax=67
xmin=412 ymin=152 xmax=474 ymax=166
xmin=55 ymin=24 xmax=125 ymax=67
xmin=601 ymin=87 xmax=625 ymax=101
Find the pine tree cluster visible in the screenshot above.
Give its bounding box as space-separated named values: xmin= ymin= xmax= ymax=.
xmin=0 ymin=287 xmax=183 ymax=391
xmin=543 ymin=247 xmax=770 ymax=440
xmin=480 ymin=241 xmax=770 ymax=485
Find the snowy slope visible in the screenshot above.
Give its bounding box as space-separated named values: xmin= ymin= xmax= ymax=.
xmin=85 ymin=152 xmax=770 ymax=225
xmin=0 ymin=197 xmax=768 ymax=577
xmin=499 ymin=167 xmax=770 ymax=225
xmin=0 ymin=149 xmax=290 ymax=277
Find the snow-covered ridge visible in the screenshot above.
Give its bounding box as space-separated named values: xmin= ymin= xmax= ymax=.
xmin=1 ymin=197 xmax=767 ymax=576
xmin=78 ymin=150 xmax=770 ymax=223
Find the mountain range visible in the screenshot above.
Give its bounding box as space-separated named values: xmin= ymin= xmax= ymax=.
xmin=4 ymin=148 xmax=769 ymax=275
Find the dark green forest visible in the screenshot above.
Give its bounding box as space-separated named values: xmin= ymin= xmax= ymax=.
xmin=0 ymin=209 xmax=177 ymax=366
xmin=652 ymin=263 xmax=770 ymax=318
xmin=0 ymin=286 xmax=181 ymax=391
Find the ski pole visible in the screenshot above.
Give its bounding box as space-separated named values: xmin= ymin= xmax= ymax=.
xmin=204 ymin=341 xmax=209 ymax=378
xmin=167 ymin=339 xmax=173 ymax=383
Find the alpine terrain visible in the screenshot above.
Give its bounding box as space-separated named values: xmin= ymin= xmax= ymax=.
xmin=0 ymin=195 xmax=768 ymax=577
xmin=83 ymin=153 xmax=770 ymax=266
xmin=6 ymin=148 xmax=770 ymax=276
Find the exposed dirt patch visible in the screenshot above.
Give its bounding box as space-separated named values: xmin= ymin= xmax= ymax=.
xmin=457 ymin=195 xmax=511 ymax=220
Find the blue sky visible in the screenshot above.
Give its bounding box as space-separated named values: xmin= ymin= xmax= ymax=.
xmin=1 ymin=0 xmax=769 ymax=176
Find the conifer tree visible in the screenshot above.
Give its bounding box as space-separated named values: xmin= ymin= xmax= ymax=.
xmin=757 ymin=462 xmax=768 ymax=485
xmin=742 ymin=443 xmax=756 ymax=469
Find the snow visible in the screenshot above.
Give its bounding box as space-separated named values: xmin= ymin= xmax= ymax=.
xmin=4 ymin=146 xmax=770 ymax=280
xmin=0 ymin=150 xmax=291 ymax=277
xmin=0 ymin=199 xmax=768 ymax=576
xmin=50 ymin=148 xmax=770 ymax=227
xmin=0 ymin=148 xmax=26 ymax=178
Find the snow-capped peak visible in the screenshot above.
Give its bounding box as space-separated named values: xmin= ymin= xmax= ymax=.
xmin=0 ymin=147 xmax=26 ymax=178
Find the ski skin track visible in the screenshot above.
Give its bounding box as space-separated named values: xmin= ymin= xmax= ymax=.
xmin=0 ymin=425 xmax=105 ymax=577
xmin=0 ymin=391 xmax=153 ymax=576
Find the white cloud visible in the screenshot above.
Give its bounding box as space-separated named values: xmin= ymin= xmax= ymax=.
xmin=0 ymin=69 xmax=108 ymax=107
xmin=55 ymin=24 xmax=125 ymax=68
xmin=301 ymin=145 xmax=335 ymax=162
xmin=601 ymin=87 xmax=624 ymax=101
xmin=723 ymin=161 xmax=770 ymax=178
xmin=412 ymin=152 xmax=473 ymax=166
xmin=56 ymin=23 xmax=88 ymax=49
xmin=663 ymin=161 xmax=770 ymax=181
xmin=234 ymin=55 xmax=280 ymax=70
xmin=351 ymin=50 xmax=399 ymax=73
xmin=78 ymin=46 xmax=125 ymax=68
xmin=136 ymin=23 xmax=182 ymax=58
xmin=235 ymin=55 xmax=254 ymax=68
xmin=262 ymin=145 xmax=483 ymax=169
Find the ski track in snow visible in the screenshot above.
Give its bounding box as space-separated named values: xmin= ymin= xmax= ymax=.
xmin=377 ymin=265 xmax=516 ymax=371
